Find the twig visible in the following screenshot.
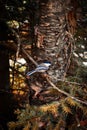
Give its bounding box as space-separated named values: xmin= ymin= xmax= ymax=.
xmin=10 ymin=29 xmax=21 ymax=59
xmin=46 ymin=76 xmax=87 ymax=105
xmin=22 ymin=49 xmax=87 ymax=105
xmin=10 ymin=28 xmax=38 ymax=66
xmin=16 ymin=35 xmax=21 ymax=59
xmin=22 ymin=48 xmax=38 ymax=66
xmin=56 ymin=79 xmax=82 ymax=86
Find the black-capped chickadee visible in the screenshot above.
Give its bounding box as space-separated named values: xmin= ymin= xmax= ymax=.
xmin=26 ymin=61 xmax=51 ymax=77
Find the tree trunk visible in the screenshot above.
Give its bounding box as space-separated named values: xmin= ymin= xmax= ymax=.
xmin=28 ymin=0 xmax=74 ymax=102
xmin=0 ymin=46 xmax=10 ymax=90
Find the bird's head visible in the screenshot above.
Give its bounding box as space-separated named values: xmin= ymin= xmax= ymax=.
xmin=43 ymin=61 xmax=51 ymax=67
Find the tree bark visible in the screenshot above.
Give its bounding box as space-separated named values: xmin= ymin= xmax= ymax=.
xmin=31 ymin=0 xmax=73 ymax=80
xmin=28 ymin=0 xmax=74 ymax=102
xmin=0 ymin=46 xmax=10 ymax=90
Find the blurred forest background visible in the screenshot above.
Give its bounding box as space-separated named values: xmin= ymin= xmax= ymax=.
xmin=0 ymin=0 xmax=87 ymax=130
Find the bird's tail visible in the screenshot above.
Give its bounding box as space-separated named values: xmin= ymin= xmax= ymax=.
xmin=26 ymin=70 xmax=36 ymax=76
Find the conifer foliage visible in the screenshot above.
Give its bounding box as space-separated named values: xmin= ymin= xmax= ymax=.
xmin=0 ymin=0 xmax=87 ymax=130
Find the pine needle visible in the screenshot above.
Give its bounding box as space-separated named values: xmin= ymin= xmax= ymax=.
xmin=65 ymin=97 xmax=78 ymax=107
xmin=61 ymin=103 xmax=72 ymax=114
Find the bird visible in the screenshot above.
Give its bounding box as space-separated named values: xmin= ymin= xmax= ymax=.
xmin=26 ymin=61 xmax=51 ymax=77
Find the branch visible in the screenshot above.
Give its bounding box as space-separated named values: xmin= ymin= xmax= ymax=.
xmin=46 ymin=76 xmax=87 ymax=105
xmin=22 ymin=49 xmax=87 ymax=105
xmin=22 ymin=48 xmax=38 ymax=66
xmin=9 ymin=29 xmax=38 ymax=66
xmin=56 ymin=79 xmax=82 ymax=86
xmin=10 ymin=29 xmax=21 ymax=59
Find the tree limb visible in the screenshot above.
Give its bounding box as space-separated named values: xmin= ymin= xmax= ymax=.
xmin=10 ymin=31 xmax=87 ymax=106
xmin=22 ymin=48 xmax=38 ymax=66
xmin=22 ymin=49 xmax=87 ymax=105
xmin=11 ymin=29 xmax=21 ymax=59
xmin=45 ymin=76 xmax=87 ymax=105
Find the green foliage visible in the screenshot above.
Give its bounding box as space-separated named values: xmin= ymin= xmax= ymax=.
xmin=8 ymin=91 xmax=87 ymax=130
xmin=1 ymin=0 xmax=87 ymax=130
xmin=8 ymin=56 xmax=87 ymax=130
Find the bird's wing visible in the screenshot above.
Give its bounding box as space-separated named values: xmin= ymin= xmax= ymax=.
xmin=35 ymin=66 xmax=48 ymax=72
xmin=26 ymin=70 xmax=36 ymax=76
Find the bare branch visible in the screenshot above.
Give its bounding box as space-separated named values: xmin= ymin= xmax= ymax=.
xmin=46 ymin=76 xmax=87 ymax=105
xmin=10 ymin=29 xmax=21 ymax=59
xmin=9 ymin=33 xmax=86 ymax=106
xmin=22 ymin=48 xmax=38 ymax=66
xmin=56 ymin=79 xmax=82 ymax=86
xmin=10 ymin=29 xmax=38 ymax=66
xmin=22 ymin=49 xmax=87 ymax=105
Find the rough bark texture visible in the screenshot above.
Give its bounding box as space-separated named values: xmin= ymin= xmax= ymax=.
xmin=31 ymin=0 xmax=73 ymax=82
xmin=28 ymin=0 xmax=74 ymax=102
